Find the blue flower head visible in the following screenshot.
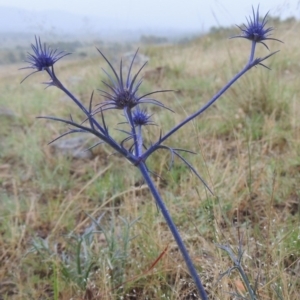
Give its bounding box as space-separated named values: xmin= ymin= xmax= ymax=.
xmin=231 ymin=6 xmax=282 ymax=49
xmin=21 ymin=36 xmax=70 ymax=82
xmin=132 ymin=107 xmax=154 ymax=126
xmin=96 ymin=49 xmax=171 ymax=112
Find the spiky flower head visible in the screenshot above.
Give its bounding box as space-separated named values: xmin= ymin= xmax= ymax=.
xmin=231 ymin=6 xmax=282 ymax=49
xmin=20 ymin=36 xmax=70 ymax=82
xmin=132 ymin=107 xmax=154 ymax=126
xmin=95 ymin=49 xmax=171 ymax=112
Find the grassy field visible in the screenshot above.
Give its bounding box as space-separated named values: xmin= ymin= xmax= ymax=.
xmin=0 ymin=20 xmax=299 ymax=299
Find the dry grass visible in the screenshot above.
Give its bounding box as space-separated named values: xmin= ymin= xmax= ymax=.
xmin=0 ymin=20 xmax=299 ymax=300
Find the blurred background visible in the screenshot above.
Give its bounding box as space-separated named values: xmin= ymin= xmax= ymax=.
xmin=0 ymin=0 xmax=298 ymax=63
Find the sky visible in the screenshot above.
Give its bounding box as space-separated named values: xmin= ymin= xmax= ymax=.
xmin=0 ymin=0 xmax=298 ymax=33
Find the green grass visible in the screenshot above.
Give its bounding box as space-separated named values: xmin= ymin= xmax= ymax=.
xmin=0 ymin=21 xmax=299 ymax=299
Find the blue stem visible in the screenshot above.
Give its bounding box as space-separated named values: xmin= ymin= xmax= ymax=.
xmin=48 ymin=67 xmax=112 ymax=136
xmin=125 ymin=108 xmax=139 ymax=156
xmin=138 ymin=162 xmax=208 ymax=300
xmin=47 ymin=67 xmax=89 ymax=116
xmin=45 ymin=67 xmax=139 ymax=165
xmin=140 ymin=52 xmax=258 ymax=161
xmin=248 ymin=41 xmax=256 ymax=64
xmin=137 ymin=125 xmax=143 ymax=155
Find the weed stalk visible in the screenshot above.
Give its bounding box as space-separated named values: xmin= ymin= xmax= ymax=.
xmin=20 ymin=6 xmax=281 ymax=299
